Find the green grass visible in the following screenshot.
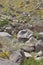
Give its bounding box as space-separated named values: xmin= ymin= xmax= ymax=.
xmin=22 ymin=58 xmax=43 ymax=65
xmin=0 ymin=19 xmax=9 ymax=27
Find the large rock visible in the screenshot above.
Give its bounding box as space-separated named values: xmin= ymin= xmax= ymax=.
xmin=0 ymin=58 xmax=22 ymax=65
xmin=21 ymin=45 xmax=35 ymax=52
xmin=0 ymin=32 xmax=11 ymax=37
xmin=35 ymin=40 xmax=43 ymax=52
xmin=0 ymin=49 xmax=24 ymax=65
xmin=17 ymin=29 xmax=33 ymax=42
xmin=9 ymin=49 xmax=24 ymax=65
xmin=0 ymin=32 xmax=12 ymax=43
xmin=26 ymin=37 xmax=37 ymax=44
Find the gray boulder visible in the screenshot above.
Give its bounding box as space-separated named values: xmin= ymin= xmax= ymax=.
xmin=17 ymin=29 xmax=33 ymax=42
xmin=0 ymin=32 xmax=12 ymax=44
xmin=9 ymin=49 xmax=24 ymax=65
xmin=26 ymin=37 xmax=37 ymax=44
xmin=21 ymin=45 xmax=35 ymax=52
xmin=0 ymin=32 xmax=11 ymax=37
xmin=0 ymin=49 xmax=24 ymax=65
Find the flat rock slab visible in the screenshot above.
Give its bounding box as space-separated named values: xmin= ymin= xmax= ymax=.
xmin=21 ymin=45 xmax=35 ymax=52
xmin=17 ymin=29 xmax=33 ymax=39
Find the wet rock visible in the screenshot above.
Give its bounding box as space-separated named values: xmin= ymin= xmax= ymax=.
xmin=17 ymin=29 xmax=33 ymax=42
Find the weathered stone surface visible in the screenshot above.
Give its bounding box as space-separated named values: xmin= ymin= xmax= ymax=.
xmin=9 ymin=50 xmax=24 ymax=65
xmin=0 ymin=49 xmax=24 ymax=65
xmin=24 ymin=52 xmax=32 ymax=58
xmin=10 ymin=22 xmax=33 ymax=34
xmin=21 ymin=45 xmax=35 ymax=52
xmin=17 ymin=29 xmax=33 ymax=42
xmin=26 ymin=37 xmax=37 ymax=44
xmin=0 ymin=32 xmax=11 ymax=37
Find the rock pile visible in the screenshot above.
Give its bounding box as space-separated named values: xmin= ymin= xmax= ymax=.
xmin=0 ymin=25 xmax=43 ymax=65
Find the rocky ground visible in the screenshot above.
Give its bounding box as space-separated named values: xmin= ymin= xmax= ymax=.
xmin=0 ymin=22 xmax=43 ymax=65
xmin=0 ymin=0 xmax=43 ymax=65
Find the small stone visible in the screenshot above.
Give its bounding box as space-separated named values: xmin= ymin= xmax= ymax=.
xmin=0 ymin=32 xmax=11 ymax=37
xmin=24 ymin=52 xmax=32 ymax=58
xmin=34 ymin=51 xmax=43 ymax=60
